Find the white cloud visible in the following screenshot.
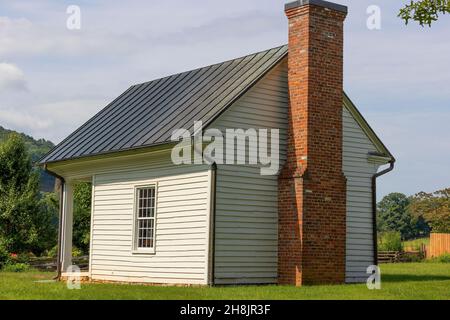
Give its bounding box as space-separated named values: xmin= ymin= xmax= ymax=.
xmin=0 ymin=98 xmax=108 ymax=143
xmin=0 ymin=107 xmax=51 ymax=131
xmin=0 ymin=16 xmax=136 ymax=58
xmin=0 ymin=62 xmax=27 ymax=92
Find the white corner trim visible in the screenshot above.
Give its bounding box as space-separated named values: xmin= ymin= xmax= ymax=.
xmin=88 ymin=175 xmax=95 ymax=277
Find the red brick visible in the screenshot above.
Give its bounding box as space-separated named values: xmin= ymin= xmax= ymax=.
xmin=278 ymin=3 xmax=347 ymax=286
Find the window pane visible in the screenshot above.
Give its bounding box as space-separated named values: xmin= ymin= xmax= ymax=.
xmin=136 ymin=187 xmax=156 ymax=249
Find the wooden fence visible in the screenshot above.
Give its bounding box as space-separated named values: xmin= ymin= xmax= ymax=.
xmin=427 ymin=233 xmax=450 ymax=258
xmin=378 ymin=250 xmax=424 ymax=263
xmin=378 ymin=251 xmax=402 ymax=263
xmin=29 ymin=256 xmax=89 ymax=271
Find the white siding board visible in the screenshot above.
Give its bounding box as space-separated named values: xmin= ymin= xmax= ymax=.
xmin=210 ymin=60 xmax=288 ymax=285
xmin=343 ymin=107 xmax=381 ymax=283
xmin=87 ymin=151 xmax=212 ymax=285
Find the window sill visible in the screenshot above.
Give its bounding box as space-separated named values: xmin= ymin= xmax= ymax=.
xmin=132 ymin=249 xmax=156 ymax=255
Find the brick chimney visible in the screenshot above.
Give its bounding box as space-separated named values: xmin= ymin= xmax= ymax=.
xmin=278 ymin=0 xmax=348 ymax=285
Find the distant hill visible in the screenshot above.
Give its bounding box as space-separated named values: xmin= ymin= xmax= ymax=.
xmin=0 ymin=126 xmax=55 ymax=192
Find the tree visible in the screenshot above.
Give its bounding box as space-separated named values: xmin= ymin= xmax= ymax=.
xmin=408 ymin=189 xmax=450 ymax=233
xmin=36 ymin=192 xmax=59 ymax=254
xmin=0 ymin=134 xmax=58 ymax=255
xmin=73 ymin=182 xmax=92 ymax=254
xmin=0 ymin=126 xmax=55 ymax=192
xmin=0 ymin=134 xmax=54 ymax=254
xmin=399 ymin=0 xmax=450 ymax=26
xmin=377 ymin=193 xmax=426 ymax=240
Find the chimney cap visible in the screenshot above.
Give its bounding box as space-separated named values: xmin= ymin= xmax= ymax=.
xmin=285 ymin=0 xmax=348 ymax=13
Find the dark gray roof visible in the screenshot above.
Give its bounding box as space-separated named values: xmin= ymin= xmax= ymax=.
xmin=41 ymin=45 xmax=288 ymax=164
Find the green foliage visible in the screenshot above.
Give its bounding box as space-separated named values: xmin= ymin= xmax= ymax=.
xmin=73 ymin=182 xmax=92 ymax=254
xmin=0 ymin=242 xmax=9 ymax=269
xmin=72 ymin=247 xmax=83 ymax=258
xmin=378 ymin=231 xmax=403 ymax=251
xmin=0 ymin=134 xmax=41 ymax=252
xmin=400 ymin=252 xmax=425 ymax=262
xmin=399 ymin=0 xmax=450 ymax=26
xmin=47 ymin=245 xmax=58 ymax=258
xmin=0 ymin=126 xmax=54 ymax=163
xmin=2 ymin=263 xmax=31 ymax=272
xmin=436 ymin=253 xmax=450 ymax=263
xmin=9 ymin=252 xmax=33 ymax=264
xmin=0 ymin=134 xmax=57 ymax=255
xmin=428 ymin=253 xmax=450 ymax=263
xmin=0 ymin=133 xmax=90 ymax=257
xmin=35 ymin=192 xmax=59 ymax=253
xmin=0 ymin=126 xmax=55 ymax=192
xmin=377 ymin=193 xmax=427 ymax=240
xmin=408 ymin=189 xmax=450 ymax=233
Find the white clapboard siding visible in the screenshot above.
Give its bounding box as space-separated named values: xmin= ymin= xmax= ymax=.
xmin=343 ymin=107 xmax=381 ymax=283
xmin=88 ymin=151 xmax=212 ymax=285
xmin=209 ymin=59 xmax=288 ymax=284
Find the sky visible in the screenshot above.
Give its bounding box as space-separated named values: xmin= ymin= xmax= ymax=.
xmin=0 ymin=0 xmax=449 ymax=198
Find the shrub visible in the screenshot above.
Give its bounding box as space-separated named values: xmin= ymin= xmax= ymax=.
xmin=47 ymin=245 xmax=58 ymax=258
xmin=400 ymin=252 xmax=424 ymax=262
xmin=72 ymin=247 xmax=83 ymax=258
xmin=2 ymin=263 xmax=31 ymax=272
xmin=436 ymin=253 xmax=450 ymax=263
xmin=45 ymin=246 xmax=83 ymax=258
xmin=16 ymin=253 xmax=33 ymax=264
xmin=378 ymin=231 xmax=403 ymax=251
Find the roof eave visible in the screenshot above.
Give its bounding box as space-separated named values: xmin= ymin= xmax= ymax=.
xmin=343 ymin=92 xmax=395 ymax=162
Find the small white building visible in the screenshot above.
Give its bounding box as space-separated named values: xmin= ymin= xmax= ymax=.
xmin=41 ymin=0 xmax=394 ymax=286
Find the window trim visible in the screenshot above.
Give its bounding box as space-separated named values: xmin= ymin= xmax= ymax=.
xmin=132 ymin=183 xmax=158 ymax=255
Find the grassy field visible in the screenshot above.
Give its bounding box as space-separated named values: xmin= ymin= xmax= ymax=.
xmin=0 ymin=263 xmax=449 ymax=300
xmin=403 ymin=237 xmax=430 ymax=249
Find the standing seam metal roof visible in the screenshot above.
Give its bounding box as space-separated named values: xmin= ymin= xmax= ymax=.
xmin=41 ymin=45 xmax=288 ymax=164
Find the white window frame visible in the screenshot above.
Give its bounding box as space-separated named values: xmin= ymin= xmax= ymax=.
xmin=132 ymin=183 xmax=158 ymax=254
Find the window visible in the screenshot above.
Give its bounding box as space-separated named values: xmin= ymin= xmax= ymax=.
xmin=134 ymin=186 xmax=157 ymax=252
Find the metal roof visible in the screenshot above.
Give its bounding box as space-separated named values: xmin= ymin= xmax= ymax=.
xmin=41 ymin=45 xmax=288 ymax=164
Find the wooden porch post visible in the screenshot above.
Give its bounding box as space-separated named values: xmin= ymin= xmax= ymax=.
xmin=61 ymin=181 xmax=74 ymax=272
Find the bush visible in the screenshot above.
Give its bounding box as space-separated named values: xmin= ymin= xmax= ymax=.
xmin=17 ymin=252 xmax=33 ymax=264
xmin=72 ymin=247 xmax=83 ymax=258
xmin=2 ymin=263 xmax=31 ymax=272
xmin=378 ymin=231 xmax=403 ymax=251
xmin=47 ymin=245 xmax=58 ymax=258
xmin=400 ymin=252 xmax=424 ymax=262
xmin=436 ymin=253 xmax=450 ymax=263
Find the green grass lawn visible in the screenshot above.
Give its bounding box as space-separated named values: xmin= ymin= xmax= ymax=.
xmin=0 ymin=263 xmax=449 ymax=300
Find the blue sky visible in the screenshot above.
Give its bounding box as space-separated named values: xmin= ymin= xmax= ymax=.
xmin=0 ymin=0 xmax=449 ymax=198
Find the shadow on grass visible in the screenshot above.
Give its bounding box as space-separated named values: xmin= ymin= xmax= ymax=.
xmin=382 ymin=274 xmax=450 ymax=283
